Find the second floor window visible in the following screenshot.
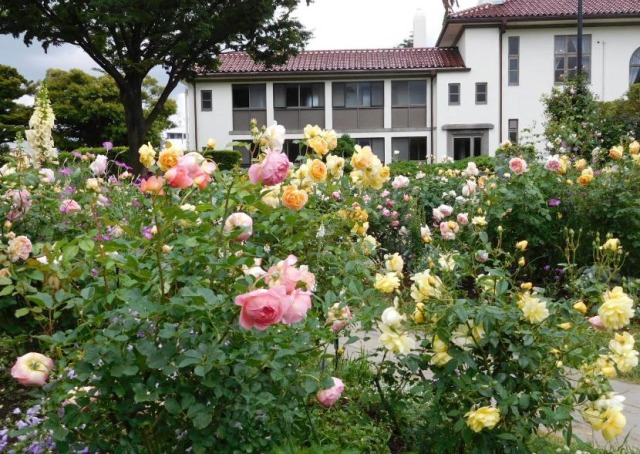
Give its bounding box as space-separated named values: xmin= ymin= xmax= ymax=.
xmin=232 ymin=84 xmax=266 ymax=109
xmin=508 ymin=36 xmax=519 ymax=85
xmin=448 ymin=83 xmax=460 ymax=105
xmin=333 ymin=82 xmax=384 ymax=108
xmin=554 ymin=35 xmax=591 ymax=83
xmin=476 ymin=83 xmax=487 ymax=104
xmin=392 ymin=80 xmax=426 ymax=106
xmin=201 ymin=90 xmax=212 ymax=111
xmin=274 ymin=83 xmax=324 ymax=108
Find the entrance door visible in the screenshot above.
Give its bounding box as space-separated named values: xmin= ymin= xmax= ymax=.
xmin=453 ymin=137 xmax=482 ymax=160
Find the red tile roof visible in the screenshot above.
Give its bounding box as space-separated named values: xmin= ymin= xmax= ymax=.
xmin=449 ymin=0 xmax=640 ymax=21
xmin=202 ymin=48 xmax=465 ymax=75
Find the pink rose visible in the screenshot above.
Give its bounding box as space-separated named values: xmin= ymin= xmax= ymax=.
xmin=6 ymin=189 xmax=32 ymax=222
xmin=249 ymin=150 xmax=290 ymax=186
xmin=588 ymin=315 xmax=606 ymax=331
xmin=140 ymin=176 xmax=165 ymax=194
xmin=438 ymin=204 xmax=454 ymax=217
xmin=508 ymin=157 xmax=528 ymax=175
xmin=223 ymin=212 xmax=253 ymax=242
xmin=544 ymin=155 xmax=561 ymax=172
xmin=317 ymin=377 xmax=345 ymax=407
xmin=8 ymin=235 xmax=32 ymax=262
xmin=178 ymin=153 xmax=203 ymax=175
xmin=165 ymin=165 xmax=193 ymax=189
xmin=281 ymin=289 xmax=312 ymax=325
xmin=235 ymin=285 xmax=287 ymax=330
xmin=60 ymin=199 xmax=81 ymax=214
xmin=89 ymin=154 xmax=108 ymax=176
xmin=327 ymin=304 xmax=352 ymax=333
xmin=267 ymin=255 xmax=316 ymax=293
xmin=457 ymin=213 xmax=469 ymax=225
xmin=11 ymin=352 xmax=54 ymax=387
xmin=200 ymin=160 xmax=218 ymax=175
xmin=192 ymin=169 xmax=212 ymax=189
xmin=392 ymin=175 xmax=410 ymax=189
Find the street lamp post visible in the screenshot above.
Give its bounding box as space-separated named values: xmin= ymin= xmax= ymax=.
xmin=577 ymin=0 xmax=583 ymax=79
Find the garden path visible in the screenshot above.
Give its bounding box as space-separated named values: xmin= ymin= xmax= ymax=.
xmin=337 ymin=330 xmax=640 ymax=451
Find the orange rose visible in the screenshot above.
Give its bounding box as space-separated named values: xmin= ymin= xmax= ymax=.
xmin=282 ymin=185 xmax=308 ymax=210
xmin=350 ymin=145 xmax=374 ymax=170
xmin=157 ymin=147 xmax=183 ymax=171
xmin=577 ymin=175 xmax=592 ymax=186
xmin=309 ymin=159 xmax=327 ymax=182
xmin=308 ymin=136 xmax=328 ymax=156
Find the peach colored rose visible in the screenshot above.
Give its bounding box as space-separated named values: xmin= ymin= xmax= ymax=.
xmin=192 ymin=169 xmax=212 ymax=189
xmin=508 ymin=157 xmax=528 ymax=175
xmin=281 ymin=185 xmax=308 ymax=210
xmin=11 ymin=352 xmax=54 ymax=387
xmin=308 ymin=159 xmax=327 ymax=182
xmin=350 ymin=145 xmax=374 ymax=170
xmin=139 ymin=176 xmax=165 ymax=194
xmin=317 ymin=377 xmax=345 ymax=407
xmin=235 ymin=285 xmax=287 ymax=330
xmin=165 ymin=165 xmax=193 ymax=189
xmin=8 ymin=235 xmax=32 ymax=262
xmin=60 ymin=199 xmax=81 ymax=214
xmin=157 ymin=147 xmax=183 ymax=171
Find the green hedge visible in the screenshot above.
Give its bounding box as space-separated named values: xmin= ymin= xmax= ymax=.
xmin=389 ymin=156 xmax=495 ymax=177
xmin=202 ymin=149 xmax=242 ymax=170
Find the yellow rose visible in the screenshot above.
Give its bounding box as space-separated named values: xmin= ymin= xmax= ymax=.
xmin=385 ymin=253 xmax=404 ymax=274
xmin=518 ymin=257 xmax=526 ymax=267
xmin=138 ymin=143 xmax=156 ymax=169
xmin=521 ymin=297 xmax=549 ymax=324
xmin=609 ymin=145 xmax=623 ymax=160
xmin=598 ymin=287 xmax=635 ymax=330
xmin=515 ymin=240 xmax=528 ymax=251
xmin=281 ymin=185 xmax=308 ymax=211
xmin=350 ymin=145 xmax=375 ymax=170
xmin=602 ymin=238 xmax=620 ymax=252
xmin=308 ymin=159 xmax=327 ymax=182
xmin=325 ymin=154 xmax=345 ymax=179
xmin=574 ymin=158 xmax=587 ymax=171
xmin=577 ymin=174 xmax=592 ymax=186
xmin=600 ymin=407 xmax=627 ymax=441
xmin=558 ymin=322 xmax=572 ymax=330
xmin=157 ymin=146 xmax=183 ymax=171
xmin=324 ymin=129 xmax=338 ymax=151
xmin=206 ymin=138 xmax=217 ymax=149
xmin=629 ymin=140 xmax=640 ymax=155
xmin=431 ymin=351 xmax=453 ymax=367
xmin=303 ymin=124 xmax=322 ymax=139
xmin=573 ymin=301 xmax=588 ymax=314
xmin=374 ymin=272 xmax=400 ymax=293
xmin=465 ymin=406 xmax=500 ymax=433
xmin=379 ymin=325 xmax=415 ymax=355
xmin=308 ymin=136 xmax=328 ymax=156
xmin=520 ymin=282 xmax=533 ymax=291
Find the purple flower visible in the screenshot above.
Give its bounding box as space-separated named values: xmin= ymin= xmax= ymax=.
xmin=548 ymin=199 xmax=561 ymax=207
xmin=71 ymin=151 xmax=83 ymax=158
xmin=543 ymin=265 xmax=551 ymax=271
xmin=132 ymin=200 xmax=141 ymax=207
xmin=94 ymin=234 xmax=111 ymax=242
xmin=59 ymin=167 xmax=73 ymax=176
xmin=103 ymin=141 xmax=114 ymax=152
xmin=115 ymin=161 xmax=133 ymax=170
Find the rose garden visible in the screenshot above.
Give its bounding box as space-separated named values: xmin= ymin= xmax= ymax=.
xmin=0 ymin=78 xmax=639 ymax=453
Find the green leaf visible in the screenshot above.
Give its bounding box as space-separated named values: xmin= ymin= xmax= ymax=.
xmin=78 ymin=238 xmax=95 ymax=251
xmin=28 ymin=292 xmax=54 ymax=309
xmin=164 ymin=398 xmax=181 ymax=415
xmin=62 ymin=245 xmax=80 ymax=262
xmin=0 ymin=285 xmax=14 ymax=296
xmin=192 ymin=411 xmax=212 ymax=430
xmin=15 ymin=307 xmax=30 ymax=318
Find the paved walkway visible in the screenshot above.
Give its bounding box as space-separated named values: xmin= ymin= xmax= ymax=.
xmin=336 ymin=330 xmax=640 ymax=451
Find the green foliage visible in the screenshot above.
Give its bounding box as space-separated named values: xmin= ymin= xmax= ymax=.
xmin=389 ymin=156 xmax=495 ymax=178
xmin=599 ymin=83 xmax=640 ymax=142
xmin=333 ymin=134 xmax=356 ymax=160
xmin=0 ymin=64 xmax=33 ymax=145
xmin=45 ymin=69 xmax=176 ymax=150
xmin=203 ymin=149 xmax=242 ymax=170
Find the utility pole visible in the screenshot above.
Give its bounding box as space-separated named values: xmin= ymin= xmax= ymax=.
xmin=577 ymin=0 xmax=583 ymax=79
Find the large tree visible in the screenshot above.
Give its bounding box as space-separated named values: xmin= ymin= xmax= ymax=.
xmin=0 ymin=1 xmax=311 ymax=170
xmin=0 ymin=64 xmax=34 ymax=147
xmin=45 ymin=68 xmax=176 ymax=151
xmin=442 ymin=0 xmax=459 ymax=16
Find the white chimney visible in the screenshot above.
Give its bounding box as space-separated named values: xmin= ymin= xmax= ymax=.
xmin=412 ymin=9 xmax=427 ymax=48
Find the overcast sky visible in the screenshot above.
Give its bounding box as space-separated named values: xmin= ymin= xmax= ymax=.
xmin=0 ymin=0 xmax=478 ymax=97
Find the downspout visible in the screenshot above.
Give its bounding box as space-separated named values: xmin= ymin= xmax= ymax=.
xmin=499 ymin=21 xmax=506 ymax=144
xmin=430 ymin=72 xmax=435 ymax=163
xmin=193 ymin=80 xmax=199 ymax=151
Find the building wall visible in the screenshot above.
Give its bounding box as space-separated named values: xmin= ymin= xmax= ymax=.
xmin=435 ymin=27 xmax=501 ymax=159
xmin=501 ymin=24 xmax=640 ymax=149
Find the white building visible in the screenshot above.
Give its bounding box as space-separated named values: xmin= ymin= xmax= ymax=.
xmin=185 ymin=0 xmax=640 ymax=163
xmin=162 ymin=92 xmax=189 ymax=150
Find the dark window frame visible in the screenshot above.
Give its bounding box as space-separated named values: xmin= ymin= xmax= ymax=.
xmin=201 ymin=90 xmax=212 ymax=111
xmin=332 ymin=81 xmax=384 ymax=108
xmin=274 ymin=83 xmax=325 ymax=109
xmin=554 ymin=34 xmax=592 ymax=83
xmin=448 ymin=83 xmax=460 ymax=105
xmin=508 ymin=119 xmax=519 ymax=143
xmin=232 ymin=84 xmax=267 ymax=110
xmin=475 ymin=83 xmax=488 ymax=104
xmin=508 ymin=36 xmax=520 ymax=86
xmin=630 ymin=47 xmax=640 ymax=86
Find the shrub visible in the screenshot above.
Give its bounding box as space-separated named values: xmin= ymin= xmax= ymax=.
xmin=202 ymin=149 xmax=242 ymax=170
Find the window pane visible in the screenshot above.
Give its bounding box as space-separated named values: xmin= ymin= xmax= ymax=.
xmin=509 ymin=70 xmax=519 ymax=85
xmin=332 ymin=83 xmax=345 ymax=107
xmin=567 ymin=36 xmax=577 ymax=53
xmin=509 ymin=59 xmax=518 ymax=71
xmin=555 ymin=56 xmax=565 ymax=71
xmin=201 ymin=90 xmax=212 ymax=110
xmin=555 ymin=36 xmax=565 ymax=54
xmin=582 ymin=36 xmax=591 ymax=53
xmin=508 ymin=119 xmax=518 ymax=129
xmin=476 ymin=83 xmax=487 ymax=103
xmin=300 ymin=85 xmax=314 ymax=107
xmin=582 ymin=56 xmax=591 ymax=73
xmin=286 ymin=85 xmax=299 ymax=107
xmin=449 ymin=84 xmax=459 ymax=104
xmin=250 ymin=85 xmax=266 ymax=108
xmin=345 ymin=83 xmax=358 ymax=107
xmin=360 ymin=82 xmax=371 ymax=107
xmin=274 ymin=84 xmax=286 ymax=108
xmin=371 ymin=82 xmax=384 ymax=107
xmin=409 ymin=137 xmax=427 ymax=160
xmin=232 ymin=86 xmax=249 ymax=108
xmin=409 ymin=81 xmax=426 ymax=106
xmin=392 ymin=81 xmax=408 ymax=107
xmin=313 ymin=84 xmax=324 ymax=107
xmin=568 ymin=56 xmax=578 ymax=71
xmin=453 ymin=138 xmax=470 ymax=160
xmin=632 ymin=48 xmax=640 ymax=65
xmin=473 ymin=137 xmax=482 ymax=157
xmin=508 ymin=36 xmax=519 ymax=55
